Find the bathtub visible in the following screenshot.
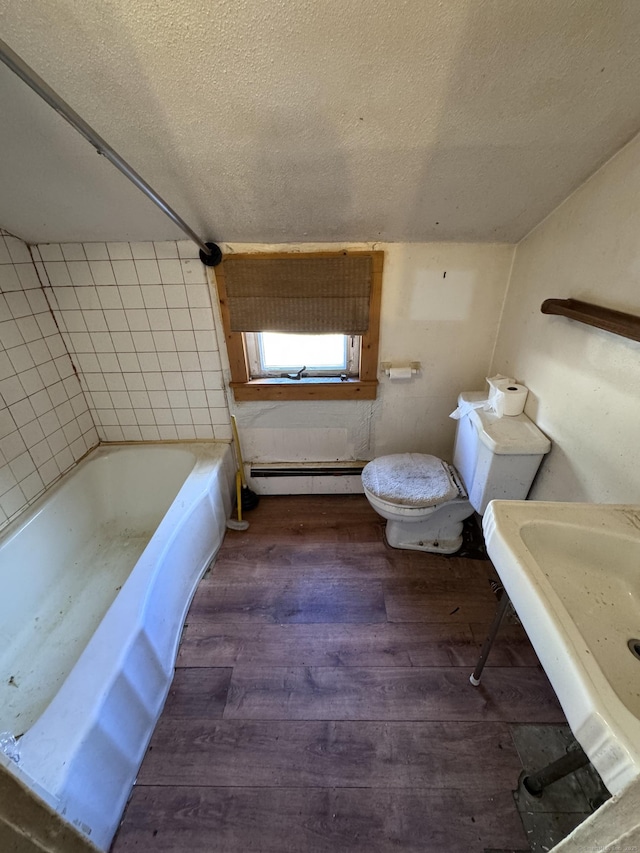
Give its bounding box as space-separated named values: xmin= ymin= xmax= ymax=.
xmin=0 ymin=442 xmax=235 ymax=850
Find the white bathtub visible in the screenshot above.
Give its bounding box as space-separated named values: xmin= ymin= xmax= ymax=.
xmin=0 ymin=442 xmax=234 ymax=850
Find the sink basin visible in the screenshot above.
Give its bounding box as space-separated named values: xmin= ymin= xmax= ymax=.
xmin=483 ymin=500 xmax=640 ymax=795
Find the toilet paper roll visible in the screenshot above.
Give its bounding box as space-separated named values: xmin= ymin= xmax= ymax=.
xmin=495 ymin=383 xmax=528 ymax=416
xmin=388 ymin=366 xmax=413 ymax=380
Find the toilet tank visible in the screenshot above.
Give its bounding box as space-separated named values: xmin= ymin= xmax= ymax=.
xmin=453 ymin=392 xmax=551 ymax=514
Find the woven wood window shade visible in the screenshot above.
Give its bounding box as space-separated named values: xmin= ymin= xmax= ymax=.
xmin=223 ymin=255 xmax=373 ymax=334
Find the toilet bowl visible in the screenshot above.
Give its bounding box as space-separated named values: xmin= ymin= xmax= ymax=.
xmin=362 ymin=453 xmax=473 ymax=553
xmin=362 ymin=391 xmax=551 ymax=554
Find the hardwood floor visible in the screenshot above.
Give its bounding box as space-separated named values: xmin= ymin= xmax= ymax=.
xmin=112 ymin=495 xmax=565 ymax=852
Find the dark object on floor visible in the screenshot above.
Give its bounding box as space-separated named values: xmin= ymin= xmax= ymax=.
xmin=511 ymin=724 xmax=610 ymax=852
xmin=523 ymin=743 xmax=590 ymax=798
xmin=456 ymin=513 xmax=489 ymax=559
xmin=240 ymin=486 xmax=260 ymax=511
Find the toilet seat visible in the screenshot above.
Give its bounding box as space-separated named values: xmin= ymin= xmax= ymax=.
xmin=361 ymin=453 xmax=461 ymax=508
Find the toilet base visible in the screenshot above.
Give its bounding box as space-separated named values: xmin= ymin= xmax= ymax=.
xmin=383 ymin=499 xmax=474 ymax=554
xmin=385 ymin=518 xmax=465 ymax=554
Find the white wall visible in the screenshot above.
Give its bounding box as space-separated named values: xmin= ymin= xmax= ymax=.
xmin=222 ymin=242 xmax=514 ymax=480
xmin=491 ymin=131 xmax=640 ymax=502
xmin=1 ymin=235 xmax=514 ymax=506
xmin=0 ymin=232 xmax=98 ymax=531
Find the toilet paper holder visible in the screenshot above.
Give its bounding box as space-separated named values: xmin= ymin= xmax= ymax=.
xmin=380 ymin=362 xmax=421 ymax=377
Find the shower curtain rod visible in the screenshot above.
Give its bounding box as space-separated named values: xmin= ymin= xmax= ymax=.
xmin=0 ymin=38 xmax=222 ymax=266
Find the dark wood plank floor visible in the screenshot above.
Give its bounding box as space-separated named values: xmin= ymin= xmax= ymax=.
xmin=112 ymin=495 xmax=565 ymax=853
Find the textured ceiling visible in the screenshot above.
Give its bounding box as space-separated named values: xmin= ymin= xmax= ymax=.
xmin=2 ymin=0 xmax=640 ymax=245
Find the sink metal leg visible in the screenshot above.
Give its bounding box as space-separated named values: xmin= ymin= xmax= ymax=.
xmin=522 ymin=744 xmax=591 ymax=797
xmin=470 ymin=587 xmax=510 ymax=686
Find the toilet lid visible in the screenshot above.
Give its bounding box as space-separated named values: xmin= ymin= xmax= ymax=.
xmin=362 ymin=453 xmax=460 ymax=508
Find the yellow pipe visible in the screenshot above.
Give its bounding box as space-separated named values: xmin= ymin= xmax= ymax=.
xmin=231 ymin=415 xmax=248 ymax=489
xmin=235 ymin=469 xmax=243 ymax=522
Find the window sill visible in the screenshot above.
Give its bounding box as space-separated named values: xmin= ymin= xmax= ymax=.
xmin=230 ymin=378 xmax=378 ymax=401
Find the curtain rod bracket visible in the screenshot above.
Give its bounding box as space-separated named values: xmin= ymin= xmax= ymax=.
xmin=199 ymin=242 xmax=223 ymax=267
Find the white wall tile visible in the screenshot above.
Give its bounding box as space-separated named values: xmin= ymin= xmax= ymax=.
xmin=135 ymin=259 xmax=161 ymax=284
xmin=130 ymin=242 xmax=155 ymax=260
xmin=120 ymin=286 xmax=144 ymax=309
xmin=83 ymin=243 xmax=109 ymax=261
xmin=0 ymin=237 xmax=12 ymax=265
xmin=7 ymin=345 xmax=35 ymax=373
xmin=140 ymin=425 xmax=161 ymax=440
xmin=152 ymin=331 xmax=175 ymax=351
xmin=194 ymin=425 xmax=215 ymax=439
xmin=32 ymin=240 xmax=232 ymax=454
xmin=84 ymin=312 xmax=108 ymax=333
xmin=4 ymin=237 xmax=32 ymax=264
xmin=97 ymin=352 xmax=120 ymax=372
xmin=186 ymin=389 xmax=206 ymax=406
xmin=16 ymin=263 xmax=40 ymax=290
xmin=127 ymin=309 xmax=151 ymax=331
xmin=38 ymin=244 xmax=64 ymax=262
xmin=137 ymin=351 xmax=160 ymax=371
xmin=164 ymin=372 xmax=184 ymax=390
xmin=104 ymin=373 xmax=126 ymax=391
xmin=142 ymin=285 xmax=166 ymax=308
xmin=111 ymin=331 xmax=135 ymax=352
xmin=61 ymin=244 xmax=86 ymax=262
xmin=173 ymin=330 xmax=197 ymax=350
xmin=147 ymin=308 xmax=171 ymax=330
xmin=153 ymin=355 xmax=175 ymax=375
xmin=44 ymin=262 xmax=72 ymax=287
xmin=158 ymin=259 xmax=183 ymax=283
xmin=97 ymin=286 xmax=123 ymax=310
xmin=0 ymin=429 xmax=27 ymax=461
xmin=157 ymin=425 xmax=178 ymax=440
xmin=178 ymin=352 xmax=200 ymax=371
xmin=1 ymin=320 xmax=24 ymax=349
xmin=164 ymin=284 xmax=188 ymax=307
xmin=0 ymin=484 xmax=27 ymax=517
xmin=176 ymin=425 xmax=196 ymax=440
xmin=89 ymin=260 xmax=116 ymax=286
xmin=0 ymin=264 xmax=21 ymax=292
xmin=131 ymin=332 xmax=156 ymax=353
xmin=176 ymin=241 xmax=199 ymax=259
xmin=0 ymin=376 xmax=26 ymax=405
xmin=0 ymin=236 xmax=97 ymax=531
xmin=154 ymin=241 xmax=178 ymax=259
xmin=17 ymin=316 xmax=43 ymax=343
xmin=112 ymin=260 xmax=138 ymax=286
xmin=76 ymin=288 xmax=101 ymax=310
xmin=67 ymin=262 xmax=93 ymax=286
xmin=107 ymin=242 xmax=133 ymax=260
xmin=184 ymin=372 xmax=204 ymax=390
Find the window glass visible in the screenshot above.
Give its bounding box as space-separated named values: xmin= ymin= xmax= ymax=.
xmin=260 ymin=333 xmax=347 ymax=371
xmin=244 ymin=332 xmax=360 ymax=378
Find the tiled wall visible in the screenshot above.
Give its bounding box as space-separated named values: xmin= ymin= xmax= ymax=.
xmin=0 ymin=231 xmax=98 ymax=530
xmin=34 ymin=240 xmax=231 ymax=442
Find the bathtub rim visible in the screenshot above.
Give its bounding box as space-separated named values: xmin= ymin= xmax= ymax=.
xmin=0 ymin=439 xmax=232 ymax=546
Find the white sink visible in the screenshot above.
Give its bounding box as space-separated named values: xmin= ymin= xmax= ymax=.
xmin=483 ymin=500 xmax=640 ymax=795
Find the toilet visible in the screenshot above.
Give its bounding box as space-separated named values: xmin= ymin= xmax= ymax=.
xmin=362 ymin=392 xmax=550 ymax=554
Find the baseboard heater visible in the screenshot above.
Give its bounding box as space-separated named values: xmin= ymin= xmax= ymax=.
xmin=250 ymin=462 xmax=366 ymax=478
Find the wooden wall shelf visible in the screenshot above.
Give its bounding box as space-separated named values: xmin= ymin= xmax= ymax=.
xmin=541 ymin=298 xmax=640 ymax=343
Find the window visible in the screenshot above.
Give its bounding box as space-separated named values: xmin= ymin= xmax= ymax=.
xmin=246 ymin=332 xmax=360 ymax=379
xmin=213 ymin=251 xmax=383 ymax=401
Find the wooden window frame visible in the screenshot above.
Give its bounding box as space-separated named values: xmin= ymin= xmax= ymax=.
xmin=213 ymin=250 xmax=383 ymax=402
